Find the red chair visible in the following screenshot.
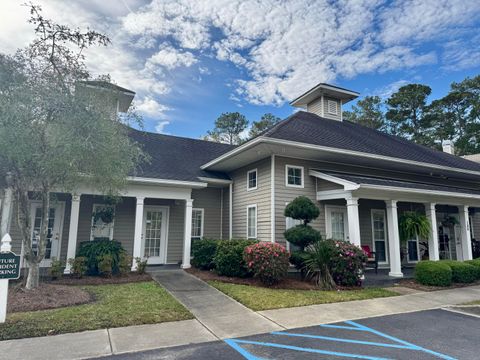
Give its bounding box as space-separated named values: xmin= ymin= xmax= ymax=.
xmin=361 ymin=245 xmax=378 ymax=274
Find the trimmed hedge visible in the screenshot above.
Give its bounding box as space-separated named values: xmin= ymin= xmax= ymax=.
xmin=77 ymin=239 xmax=126 ymax=275
xmin=440 ymin=260 xmax=477 ymax=283
xmin=214 ymin=239 xmax=257 ymax=277
xmin=415 ymin=261 xmax=452 ymax=287
xmin=191 ymin=239 xmax=219 ymax=270
xmin=465 ymin=259 xmax=480 ymax=280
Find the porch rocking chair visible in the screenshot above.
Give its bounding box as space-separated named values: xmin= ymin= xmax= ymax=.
xmin=361 ymin=245 xmax=378 ymax=274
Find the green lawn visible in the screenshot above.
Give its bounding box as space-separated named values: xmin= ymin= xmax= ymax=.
xmin=209 ymin=281 xmax=398 ymax=311
xmin=463 ymin=300 xmax=480 ymax=305
xmin=0 ymin=281 xmax=192 ymax=341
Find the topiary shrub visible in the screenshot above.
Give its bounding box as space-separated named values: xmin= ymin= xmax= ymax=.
xmin=214 ymin=239 xmax=257 ymax=277
xmin=244 ymin=242 xmax=290 ymax=285
xmin=284 ymin=196 xmax=321 ymax=251
xmin=465 ymin=259 xmax=480 ymax=280
xmin=415 ymin=261 xmax=452 ymax=286
xmin=77 ymin=239 xmax=126 ymax=275
xmin=440 ymin=260 xmax=477 ymax=283
xmin=192 ymin=239 xmax=219 ymax=270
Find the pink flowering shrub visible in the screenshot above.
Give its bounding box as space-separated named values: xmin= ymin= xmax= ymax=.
xmin=326 ymin=239 xmax=367 ymax=286
xmin=243 ymin=242 xmax=290 ymax=286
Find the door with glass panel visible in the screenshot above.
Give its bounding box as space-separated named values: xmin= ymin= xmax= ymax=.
xmin=29 ymin=202 xmax=64 ymax=266
xmin=142 ymin=206 xmax=168 ymax=264
xmin=371 ymin=209 xmax=388 ymax=264
xmin=326 ymin=206 xmax=348 ymax=241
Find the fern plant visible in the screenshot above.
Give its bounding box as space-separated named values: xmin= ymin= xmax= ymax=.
xmin=399 ymin=211 xmax=431 ymax=241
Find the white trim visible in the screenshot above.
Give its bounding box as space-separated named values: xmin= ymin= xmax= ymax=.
xmin=191 ymin=208 xmax=204 ymax=239
xmin=127 ymin=176 xmax=207 ymax=188
xmin=229 ymin=183 xmax=233 ymax=239
xmin=201 ymin=136 xmax=480 ymax=177
xmin=321 ymin=94 xmax=325 ymax=117
xmin=290 ymin=83 xmax=360 ymax=106
xmin=371 ymin=209 xmax=389 ymax=265
xmin=247 ymin=204 xmax=257 ymax=239
xmin=340 ymin=99 xmax=343 ymax=121
xmin=247 ymin=168 xmax=258 ymax=191
xmin=285 ymin=165 xmax=304 ymax=188
xmin=360 ymin=184 xmax=480 ymax=200
xmin=271 ymin=155 xmax=275 ymax=242
xmin=90 ymin=203 xmax=115 ymax=241
xmin=197 ymin=177 xmax=232 ymax=185
xmin=220 ymin=188 xmax=224 ymax=239
xmin=325 ymin=205 xmax=348 ymax=241
xmin=309 ymin=170 xmax=359 ymax=190
xmin=317 ymin=189 xmax=352 ymax=201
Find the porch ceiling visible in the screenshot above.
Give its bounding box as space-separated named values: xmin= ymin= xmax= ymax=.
xmin=310 ymin=170 xmax=480 ymax=206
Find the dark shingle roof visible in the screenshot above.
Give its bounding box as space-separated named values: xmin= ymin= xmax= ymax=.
xmin=321 ymin=171 xmax=480 ymax=196
xmin=127 ymin=128 xmax=234 ymax=182
xmin=263 ymin=111 xmax=480 ymax=173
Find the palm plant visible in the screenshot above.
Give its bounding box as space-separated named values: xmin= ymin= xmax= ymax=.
xmin=303 ymin=241 xmax=335 ymax=290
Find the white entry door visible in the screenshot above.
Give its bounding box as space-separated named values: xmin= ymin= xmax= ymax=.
xmin=142 ymin=206 xmax=169 ymax=265
xmin=29 ymin=202 xmax=65 ymax=267
xmin=326 ymin=206 xmax=349 ymax=241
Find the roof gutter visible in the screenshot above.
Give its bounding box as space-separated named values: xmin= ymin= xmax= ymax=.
xmin=127 ymin=176 xmax=207 ymax=188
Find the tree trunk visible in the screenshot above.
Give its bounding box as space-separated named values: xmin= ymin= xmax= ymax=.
xmin=26 ymin=262 xmax=40 ymax=289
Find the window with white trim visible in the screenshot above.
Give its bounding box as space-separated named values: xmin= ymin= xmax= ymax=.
xmin=327 ymin=99 xmax=339 ymax=115
xmin=247 ymin=205 xmax=257 ymax=239
xmin=247 ymin=169 xmax=257 ymax=190
xmin=191 ymin=208 xmax=204 ymax=240
xmin=286 ymin=165 xmax=304 ymax=187
xmin=90 ymin=204 xmax=115 ymax=240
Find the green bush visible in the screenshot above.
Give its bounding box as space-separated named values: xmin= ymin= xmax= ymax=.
xmin=440 ymin=260 xmax=477 ymax=283
xmin=327 ymin=239 xmax=367 ymax=287
xmin=77 ymin=239 xmax=126 ymax=275
xmin=465 ymin=259 xmax=480 ymax=280
xmin=415 ymin=261 xmax=452 ymax=286
xmin=97 ymin=255 xmax=113 ymax=277
xmin=49 ymin=258 xmax=64 ymax=280
xmin=192 ymin=239 xmax=219 ymax=270
xmin=284 ymin=225 xmax=321 ymax=250
xmin=214 ymin=239 xmax=257 ymax=277
xmin=244 ymin=242 xmax=290 ymax=285
xmin=289 ymin=250 xmax=308 ymax=270
xmin=67 ymin=257 xmax=87 ymax=278
xmin=134 ymin=257 xmax=148 ymax=274
xmin=118 ymin=253 xmax=132 ymax=275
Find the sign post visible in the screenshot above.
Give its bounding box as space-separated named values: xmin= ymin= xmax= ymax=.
xmin=0 ymin=234 xmax=20 ymax=323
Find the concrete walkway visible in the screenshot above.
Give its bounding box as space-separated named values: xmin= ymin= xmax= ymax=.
xmin=149 ymin=269 xmax=283 ymax=338
xmin=0 ymin=278 xmax=479 ymax=360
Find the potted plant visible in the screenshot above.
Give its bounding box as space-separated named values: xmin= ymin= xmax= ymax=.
xmin=399 ymin=211 xmax=431 ymax=262
xmin=92 ymin=206 xmax=115 ymax=224
xmin=441 ymin=215 xmax=459 ymax=228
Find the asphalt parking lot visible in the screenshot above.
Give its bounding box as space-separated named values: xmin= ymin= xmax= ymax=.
xmin=99 ymin=308 xmax=479 ymax=360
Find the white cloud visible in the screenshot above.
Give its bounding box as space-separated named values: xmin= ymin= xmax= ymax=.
xmin=154 ymin=120 xmax=170 ymax=134
xmin=146 ymin=45 xmax=197 ymax=70
xmin=373 ymin=80 xmax=411 ymax=99
xmin=136 ymin=96 xmax=170 ymax=117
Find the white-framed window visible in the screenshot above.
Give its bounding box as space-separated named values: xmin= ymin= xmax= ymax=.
xmin=247 ymin=168 xmax=258 ymax=191
xmin=325 ymin=205 xmax=348 ymax=241
xmin=90 ymin=204 xmax=115 ymax=241
xmin=327 ymin=99 xmax=339 ymax=115
xmin=191 ymin=208 xmax=204 ymax=240
xmin=247 ymin=204 xmax=257 ymax=239
xmin=371 ymin=209 xmax=388 ymax=264
xmin=286 ymin=165 xmax=304 ymax=188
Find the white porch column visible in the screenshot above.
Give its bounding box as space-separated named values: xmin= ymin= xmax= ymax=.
xmin=346 ymin=197 xmax=361 ymax=247
xmin=229 ymin=183 xmax=233 ymax=240
xmin=425 ymin=203 xmax=440 ymax=261
xmin=64 ymin=194 xmax=81 ymax=274
xmin=459 ymin=205 xmax=473 ymax=261
xmin=182 ymin=199 xmax=193 ymax=269
xmin=131 ymin=196 xmax=145 ymax=271
xmin=0 ymin=187 xmax=13 ymax=238
xmin=385 ymin=200 xmax=403 ymax=277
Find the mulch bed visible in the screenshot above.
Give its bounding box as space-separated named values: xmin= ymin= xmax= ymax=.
xmin=7 ymin=283 xmax=93 ymax=313
xmin=399 ymin=278 xmax=480 ymax=292
xmin=51 ymin=272 xmax=152 ymax=286
xmin=186 ymin=267 xmax=360 ymax=291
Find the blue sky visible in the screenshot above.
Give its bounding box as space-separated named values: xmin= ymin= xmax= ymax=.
xmin=1 ymin=0 xmax=480 ymax=139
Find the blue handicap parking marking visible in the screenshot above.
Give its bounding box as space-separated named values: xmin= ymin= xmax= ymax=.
xmin=224 ymin=320 xmax=457 ymax=360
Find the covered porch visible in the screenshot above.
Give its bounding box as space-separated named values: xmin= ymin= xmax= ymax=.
xmin=311 ymin=170 xmax=480 ymax=278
